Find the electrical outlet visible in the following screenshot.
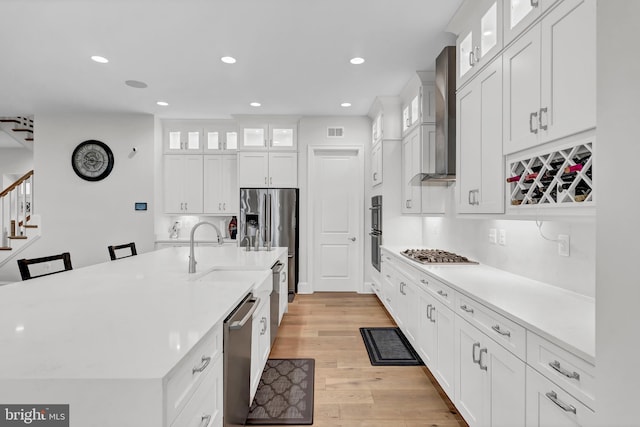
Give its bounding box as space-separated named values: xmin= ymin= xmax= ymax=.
xmin=558 ymin=234 xmax=570 ymax=257
xmin=489 ymin=228 xmax=497 ymax=244
xmin=498 ymin=229 xmax=507 ymax=246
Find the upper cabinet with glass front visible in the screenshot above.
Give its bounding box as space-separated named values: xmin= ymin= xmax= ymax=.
xmin=457 ymin=0 xmax=503 ymax=88
xmin=400 ymin=72 xmax=436 ymax=137
xmin=238 ymin=117 xmax=299 ymax=151
xmin=503 ymin=0 xmax=559 ymax=45
xmin=203 ymin=121 xmax=238 ymax=153
xmin=163 ymin=121 xmax=203 ymax=154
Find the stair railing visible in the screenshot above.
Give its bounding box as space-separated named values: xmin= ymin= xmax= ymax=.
xmin=0 ymin=170 xmax=34 ymax=247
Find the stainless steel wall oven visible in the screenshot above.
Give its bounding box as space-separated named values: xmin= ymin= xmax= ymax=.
xmin=370 ymin=195 xmax=382 ymax=271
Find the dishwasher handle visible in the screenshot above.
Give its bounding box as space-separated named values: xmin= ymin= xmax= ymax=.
xmin=229 ymin=298 xmax=260 ymax=330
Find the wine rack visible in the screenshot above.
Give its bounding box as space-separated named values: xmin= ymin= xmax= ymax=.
xmin=507 ymin=143 xmax=593 ymax=206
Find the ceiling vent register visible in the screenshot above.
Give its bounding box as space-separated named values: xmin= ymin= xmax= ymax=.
xmin=327 ymin=127 xmax=344 ymax=138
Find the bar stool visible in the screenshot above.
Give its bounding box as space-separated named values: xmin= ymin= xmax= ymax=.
xmin=17 ymin=252 xmax=73 ymax=281
xmin=108 ymin=242 xmax=137 ymax=261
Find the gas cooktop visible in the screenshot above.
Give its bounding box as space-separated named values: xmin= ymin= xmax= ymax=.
xmin=401 ymin=249 xmax=478 ymax=265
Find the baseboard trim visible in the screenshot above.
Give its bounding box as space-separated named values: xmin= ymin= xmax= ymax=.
xmin=297 ymin=281 xmax=313 ymax=294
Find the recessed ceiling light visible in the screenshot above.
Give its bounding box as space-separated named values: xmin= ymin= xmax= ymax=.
xmin=125 ymin=80 xmax=148 ymax=89
xmin=156 ymin=101 xmax=169 ymax=106
xmin=91 ymin=55 xmax=109 ymax=64
xmin=250 ymin=102 xmax=261 ymax=107
xmin=221 ymin=56 xmax=237 ymax=64
xmin=341 ymin=102 xmax=352 ymax=107
xmin=350 ymin=57 xmax=365 ymax=65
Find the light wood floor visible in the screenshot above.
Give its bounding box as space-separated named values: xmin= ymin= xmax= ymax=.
xmin=268 ymin=292 xmax=468 ymax=427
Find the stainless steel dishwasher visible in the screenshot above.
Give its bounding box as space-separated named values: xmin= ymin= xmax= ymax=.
xmin=223 ymin=293 xmax=258 ymax=427
xmin=271 ymin=261 xmax=284 ymax=345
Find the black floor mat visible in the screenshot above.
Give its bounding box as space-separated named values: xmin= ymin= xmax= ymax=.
xmin=360 ymin=327 xmax=423 ymax=366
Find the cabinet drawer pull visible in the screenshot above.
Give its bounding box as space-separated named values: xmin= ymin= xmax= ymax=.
xmin=529 ymin=111 xmax=539 ymax=134
xmin=198 ymin=414 xmax=212 ymax=427
xmin=549 ymin=360 xmax=580 ymax=380
xmin=472 ymin=342 xmax=481 ymax=364
xmin=539 ymin=107 xmax=548 ymax=131
xmin=545 ymin=391 xmax=577 ymax=414
xmin=420 ymin=279 xmax=428 ymax=285
xmin=386 ymin=298 xmax=391 ymax=303
xmin=491 ymin=325 xmax=511 ymax=337
xmin=437 ymin=290 xmax=448 ymax=298
xmin=192 ymin=356 xmax=212 ymax=374
xmin=530 ymin=0 xmax=539 ymax=7
xmin=460 ymin=304 xmax=474 ymax=314
xmin=479 ymin=348 xmax=488 ymax=371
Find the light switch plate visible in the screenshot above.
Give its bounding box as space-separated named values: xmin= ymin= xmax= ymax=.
xmin=498 ymin=229 xmax=507 ymax=246
xmin=558 ymin=234 xmax=570 ymax=256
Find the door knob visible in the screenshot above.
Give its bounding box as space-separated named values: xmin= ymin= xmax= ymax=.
xmin=349 ymin=237 xmax=356 ymax=242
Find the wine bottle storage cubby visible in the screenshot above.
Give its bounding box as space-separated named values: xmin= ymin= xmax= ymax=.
xmin=507 ymin=142 xmax=593 ymax=206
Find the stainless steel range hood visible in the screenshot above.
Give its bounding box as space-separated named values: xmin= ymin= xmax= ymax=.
xmin=421 ymin=46 xmax=456 ymax=182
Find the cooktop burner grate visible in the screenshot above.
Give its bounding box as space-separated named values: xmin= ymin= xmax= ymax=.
xmin=401 ymin=249 xmax=478 ymax=265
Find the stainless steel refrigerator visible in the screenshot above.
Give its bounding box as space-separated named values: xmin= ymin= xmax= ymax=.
xmin=239 ymin=188 xmax=299 ymax=299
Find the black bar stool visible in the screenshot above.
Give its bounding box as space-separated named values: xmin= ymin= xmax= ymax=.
xmin=108 ymin=242 xmax=137 ymax=261
xmin=17 ymin=252 xmax=73 ymax=281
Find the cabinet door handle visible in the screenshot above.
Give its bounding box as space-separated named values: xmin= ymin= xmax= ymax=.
xmin=223 ymin=202 xmax=226 ymax=210
xmin=549 ymin=360 xmax=580 ymax=380
xmin=429 ymin=305 xmax=436 ymax=323
xmin=491 ymin=325 xmax=511 ymax=337
xmin=469 ymin=51 xmax=475 ymax=67
xmin=180 ymin=202 xmax=184 ymax=211
xmin=192 ymin=356 xmax=212 ymax=374
xmin=198 ymin=414 xmax=212 ymax=427
xmin=479 ymin=348 xmax=488 ymax=371
xmin=420 ymin=279 xmax=429 ymax=285
xmin=264 ymin=177 xmax=268 ymax=185
xmin=529 ymin=111 xmax=539 ymax=134
xmin=539 ymin=107 xmax=548 ymax=131
xmin=530 ymin=0 xmax=540 ymax=7
xmin=545 ymin=391 xmax=577 ymax=414
xmin=426 ymin=304 xmax=432 ymax=320
xmin=270 ymin=177 xmax=273 ymax=185
xmin=437 ymin=289 xmax=448 ymax=298
xmin=218 ymin=203 xmax=222 ymax=210
xmin=373 ymin=172 xmax=378 ymax=181
xmin=460 ymin=304 xmax=474 ymax=314
xmin=261 ymin=317 xmax=267 ymax=335
xmin=400 ymin=282 xmax=406 ymax=295
xmin=185 ymin=202 xmax=188 ymax=210
xmin=468 ymin=190 xmax=473 ymax=205
xmin=472 ymin=342 xmax=481 ymax=364
xmin=474 ymin=46 xmax=480 ymax=63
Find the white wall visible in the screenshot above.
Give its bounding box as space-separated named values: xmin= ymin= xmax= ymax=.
xmin=0 ymin=147 xmax=33 ymax=188
xmin=0 ymin=112 xmax=156 ymax=282
xmin=298 ymin=116 xmax=370 ymax=291
xmin=596 ymin=2 xmax=640 ymax=425
xmin=420 ymin=187 xmax=596 ymax=297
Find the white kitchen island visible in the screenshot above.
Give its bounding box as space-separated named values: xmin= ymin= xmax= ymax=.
xmin=0 ymin=246 xmax=287 ymax=427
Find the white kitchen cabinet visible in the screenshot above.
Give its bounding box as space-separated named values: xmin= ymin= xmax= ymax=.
xmin=418 ymin=290 xmax=456 ymax=400
xmin=204 ymin=122 xmax=238 ymax=153
xmin=163 ymin=122 xmax=203 ymax=154
xmin=394 ymin=272 xmax=419 ymax=346
xmin=526 ymin=366 xmax=595 ymax=427
xmin=164 ymin=155 xmax=203 ymax=214
xmin=503 ymin=0 xmax=595 ymax=154
xmin=371 ymin=113 xmax=383 ymax=145
xmin=400 ymin=74 xmax=436 ymax=136
xmin=238 ymin=152 xmax=297 ymax=188
xmin=278 ymin=255 xmax=289 ymax=324
xmin=456 ymin=58 xmax=504 ymax=214
xmin=251 ymin=291 xmax=271 ymax=402
xmin=503 ymin=0 xmax=559 ymax=45
xmin=203 ymin=154 xmax=238 ymax=214
xmin=371 ymin=142 xmax=383 ymax=187
xmin=457 ymin=0 xmax=503 ymax=88
xmin=239 ymin=119 xmax=298 ymax=151
xmin=402 ymin=125 xmax=445 ymax=214
xmin=455 ymin=316 xmax=526 ymax=427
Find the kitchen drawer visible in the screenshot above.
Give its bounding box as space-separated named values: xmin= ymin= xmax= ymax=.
xmin=527 ymin=331 xmax=595 ymax=410
xmin=417 ymin=273 xmax=455 ymax=309
xmin=526 ymin=366 xmax=595 ymax=427
xmin=171 ymin=355 xmax=223 ymax=427
xmin=455 ymin=293 xmax=526 ymax=360
xmin=166 ymin=322 xmax=223 ymax=424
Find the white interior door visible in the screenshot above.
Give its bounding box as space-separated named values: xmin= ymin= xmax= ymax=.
xmin=310 ymin=147 xmax=363 ymax=292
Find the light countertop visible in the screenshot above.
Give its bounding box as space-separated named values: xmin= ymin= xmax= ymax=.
xmin=0 ymin=246 xmax=287 ymax=380
xmin=382 ymin=246 xmax=595 ymax=364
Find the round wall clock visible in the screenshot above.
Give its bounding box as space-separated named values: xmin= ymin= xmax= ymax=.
xmin=71 ymin=140 xmax=114 ymax=181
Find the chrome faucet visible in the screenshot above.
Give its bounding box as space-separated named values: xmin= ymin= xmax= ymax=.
xmin=188 ymin=221 xmax=224 ymax=274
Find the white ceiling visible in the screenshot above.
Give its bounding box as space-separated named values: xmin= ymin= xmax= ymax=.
xmin=0 ymin=0 xmax=462 ymax=119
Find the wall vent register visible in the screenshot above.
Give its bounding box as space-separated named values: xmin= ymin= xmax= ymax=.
xmin=401 ymin=249 xmax=478 ymax=265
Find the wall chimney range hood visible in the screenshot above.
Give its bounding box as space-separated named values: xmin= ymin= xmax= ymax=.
xmin=420 ymin=46 xmax=457 ymax=183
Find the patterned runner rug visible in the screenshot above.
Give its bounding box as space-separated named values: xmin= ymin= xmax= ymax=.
xmin=246 ymin=358 xmax=315 ymax=425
